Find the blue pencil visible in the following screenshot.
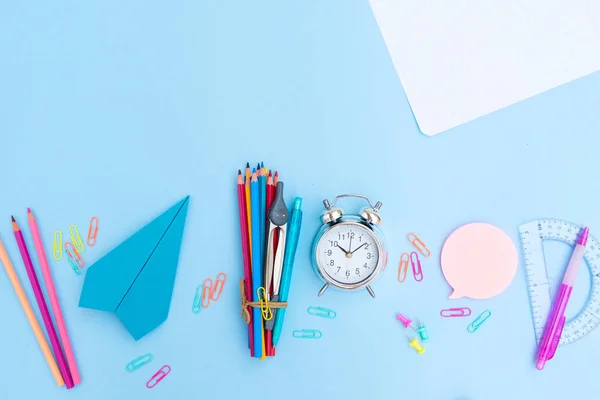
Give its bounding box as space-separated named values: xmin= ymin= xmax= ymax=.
xmin=258 ymin=163 xmax=266 ymax=278
xmin=250 ymin=170 xmax=263 ymax=358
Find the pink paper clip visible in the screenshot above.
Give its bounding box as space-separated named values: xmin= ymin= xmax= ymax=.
xmin=410 ymin=252 xmax=423 ymax=282
xmin=65 ymin=242 xmax=84 ymax=268
xmin=146 ymin=365 xmax=171 ymax=388
xmin=202 ymin=278 xmax=213 ymax=308
xmin=440 ymin=307 xmax=472 ymax=318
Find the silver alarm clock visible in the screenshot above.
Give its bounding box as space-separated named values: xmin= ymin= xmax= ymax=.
xmin=311 ymin=194 xmax=387 ymax=298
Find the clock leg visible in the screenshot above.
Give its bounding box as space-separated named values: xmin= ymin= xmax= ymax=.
xmin=318 ymin=283 xmax=329 ymax=297
xmin=366 ymin=285 xmax=376 ymax=298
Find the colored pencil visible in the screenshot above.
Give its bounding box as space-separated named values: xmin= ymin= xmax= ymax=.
xmin=273 ymin=171 xmax=279 ymax=186
xmin=250 ymin=171 xmax=264 ymax=358
xmin=28 ymin=208 xmax=81 ymax=385
xmin=245 ymin=162 xmax=252 ymax=258
xmin=237 ymin=171 xmax=255 ymax=357
xmin=0 ymin=239 xmax=64 ymax=387
xmin=264 ymin=171 xmax=276 ymax=356
xmin=12 ymin=216 xmax=74 ymax=389
xmin=259 ymin=163 xmax=266 ymax=270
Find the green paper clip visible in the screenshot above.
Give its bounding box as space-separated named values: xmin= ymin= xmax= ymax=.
xmin=192 ymin=284 xmax=203 ymax=314
xmin=293 ymin=329 xmax=322 ymax=339
xmin=467 ymin=310 xmax=491 ymax=333
xmin=307 ymin=306 xmax=336 ymax=319
xmin=65 ymin=251 xmax=82 ymax=276
xmin=125 ymin=353 xmax=154 ymax=372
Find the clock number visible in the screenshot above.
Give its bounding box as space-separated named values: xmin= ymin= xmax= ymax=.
xmin=355 ymin=268 xmax=360 ymax=275
xmin=363 ymin=263 xmax=368 ymax=269
xmin=336 ymin=267 xmax=341 ymax=273
xmin=359 ymin=235 xmax=363 ymax=242
xmin=330 ymin=260 xmax=335 ymax=266
xmin=366 ymin=253 xmax=372 ymax=259
xmin=327 ymin=250 xmax=332 ymax=256
xmin=329 ymin=240 xmax=339 ymax=248
xmin=339 ymin=233 xmax=345 ymax=240
xmin=365 ymin=244 xmax=369 ymax=250
xmin=345 ymin=270 xmax=350 ymax=277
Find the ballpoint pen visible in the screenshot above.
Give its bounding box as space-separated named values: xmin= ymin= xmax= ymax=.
xmin=272 ymin=197 xmax=303 ymax=346
xmin=536 ymin=226 xmax=588 ymax=370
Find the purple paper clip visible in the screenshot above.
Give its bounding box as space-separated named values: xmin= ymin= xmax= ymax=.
xmin=440 ymin=307 xmax=472 ymax=318
xmin=146 ymin=365 xmax=171 ymax=389
xmin=411 ymin=252 xmax=423 ymax=282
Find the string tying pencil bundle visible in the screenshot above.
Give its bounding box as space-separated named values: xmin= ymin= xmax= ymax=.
xmin=236 ymin=163 xmax=303 ymax=358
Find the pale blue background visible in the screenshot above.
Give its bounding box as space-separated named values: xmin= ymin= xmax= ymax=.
xmin=1 ymin=1 xmax=600 ymax=399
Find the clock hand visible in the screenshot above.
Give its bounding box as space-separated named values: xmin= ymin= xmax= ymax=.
xmin=348 ymin=235 xmax=353 ymax=253
xmin=336 ymin=244 xmax=350 ymax=255
xmin=350 ymin=243 xmax=367 ymax=255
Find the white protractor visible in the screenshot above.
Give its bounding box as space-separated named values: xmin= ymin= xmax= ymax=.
xmin=519 ymin=219 xmax=600 ymax=345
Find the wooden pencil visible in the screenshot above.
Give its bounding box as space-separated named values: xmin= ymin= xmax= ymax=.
xmin=245 ymin=163 xmax=252 ymax=260
xmin=250 ymin=171 xmax=264 ymax=358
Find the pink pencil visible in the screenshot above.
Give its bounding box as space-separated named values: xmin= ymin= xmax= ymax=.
xmin=28 ymin=208 xmax=80 ymax=385
xmin=12 ymin=216 xmax=74 ymax=389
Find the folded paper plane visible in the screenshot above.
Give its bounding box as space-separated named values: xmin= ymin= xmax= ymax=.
xmin=79 ymin=196 xmax=190 ymax=340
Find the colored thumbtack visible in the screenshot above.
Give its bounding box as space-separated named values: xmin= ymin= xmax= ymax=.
xmin=406 ymin=336 xmax=425 ymax=354
xmin=417 ymin=319 xmax=429 ymax=341
xmin=397 ymin=313 xmax=417 ymax=331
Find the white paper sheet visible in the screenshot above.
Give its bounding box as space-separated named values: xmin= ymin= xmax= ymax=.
xmin=369 ymin=0 xmax=600 ymax=136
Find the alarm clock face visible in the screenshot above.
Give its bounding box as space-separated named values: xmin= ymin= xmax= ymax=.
xmin=316 ymin=222 xmax=380 ymax=285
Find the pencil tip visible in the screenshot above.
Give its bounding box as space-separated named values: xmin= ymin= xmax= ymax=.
xmin=261 ymin=161 xmax=264 ymax=168
xmin=268 ymin=170 xmax=272 ymax=177
xmin=238 ymin=169 xmax=242 ymax=174
xmin=275 ymin=171 xmax=279 ymax=177
xmin=11 ymin=216 xmax=15 ymax=222
xmin=27 ymin=207 xmax=31 ymax=213
xmin=252 ymin=168 xmax=256 ymax=173
xmin=246 ymin=162 xmax=250 ymax=168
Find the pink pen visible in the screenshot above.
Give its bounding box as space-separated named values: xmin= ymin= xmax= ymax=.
xmin=536 ymin=226 xmax=588 ymax=370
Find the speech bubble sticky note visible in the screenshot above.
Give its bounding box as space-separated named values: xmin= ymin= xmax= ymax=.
xmin=441 ymin=223 xmax=517 ymax=300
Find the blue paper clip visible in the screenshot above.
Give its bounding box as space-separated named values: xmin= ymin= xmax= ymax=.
xmin=292 ymin=329 xmax=322 ymax=339
xmin=125 ymin=353 xmax=154 ymax=372
xmin=192 ymin=284 xmax=203 ymax=314
xmin=467 ymin=310 xmax=491 ymax=333
xmin=65 ymin=250 xmax=82 ymax=276
xmin=307 ymin=306 xmax=336 ymax=319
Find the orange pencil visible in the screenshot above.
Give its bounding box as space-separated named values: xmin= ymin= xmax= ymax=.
xmin=245 ymin=162 xmax=252 ymax=260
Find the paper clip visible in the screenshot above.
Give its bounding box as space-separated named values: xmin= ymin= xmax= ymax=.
xmin=467 ymin=310 xmax=491 ymax=333
xmin=126 ymin=353 xmax=154 ymax=372
xmin=292 ymin=329 xmax=322 ymax=339
xmin=53 ymin=231 xmax=63 ymax=261
xmin=146 ymin=365 xmax=171 ymax=389
xmin=65 ymin=242 xmax=85 ymax=268
xmin=65 ymin=250 xmax=82 ymax=276
xmin=411 ymin=252 xmax=423 ymax=282
xmin=211 ymin=272 xmax=227 ymax=301
xmin=87 ymin=217 xmax=99 ymax=246
xmin=440 ymin=307 xmax=472 ymax=318
xmin=201 ymin=278 xmax=212 ymax=308
xmin=69 ymin=225 xmax=84 ymax=254
xmin=257 ymin=287 xmax=273 ymax=321
xmin=192 ymin=284 xmax=203 ymax=314
xmin=398 ymin=252 xmax=409 ymax=283
xmin=307 ymin=306 xmax=337 ymax=319
xmin=408 ymin=233 xmax=431 ymax=257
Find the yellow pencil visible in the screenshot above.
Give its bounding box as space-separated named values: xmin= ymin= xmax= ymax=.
xmin=0 ymin=239 xmax=64 ymax=386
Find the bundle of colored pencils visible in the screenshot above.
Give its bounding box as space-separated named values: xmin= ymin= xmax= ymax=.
xmin=236 ymin=162 xmax=303 ymax=358
xmin=0 ymin=211 xmax=80 ymax=388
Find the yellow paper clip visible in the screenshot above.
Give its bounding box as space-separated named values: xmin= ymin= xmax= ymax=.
xmin=69 ymin=225 xmax=84 ymax=254
xmin=53 ymin=231 xmax=63 ymax=261
xmin=211 ymin=272 xmax=227 ymax=301
xmin=398 ymin=252 xmax=409 ymax=283
xmin=257 ymin=287 xmax=273 ymax=321
xmin=407 ymin=233 xmax=431 ymax=258
xmin=87 ymin=217 xmax=99 ymax=246
xmin=201 ymin=278 xmax=212 ymax=308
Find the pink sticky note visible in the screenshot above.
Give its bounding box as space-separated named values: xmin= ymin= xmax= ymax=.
xmin=441 ymin=222 xmax=517 ymax=299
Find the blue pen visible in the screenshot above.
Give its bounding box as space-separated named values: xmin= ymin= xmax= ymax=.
xmin=272 ymin=197 xmax=303 ymax=346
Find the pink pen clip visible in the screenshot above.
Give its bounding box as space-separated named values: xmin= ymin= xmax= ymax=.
xmin=146 ymin=365 xmax=171 ymax=388
xmin=411 ymin=252 xmax=423 ymax=282
xmin=440 ymin=307 xmax=472 ymax=317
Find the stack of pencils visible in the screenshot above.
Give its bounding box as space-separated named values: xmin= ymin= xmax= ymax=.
xmin=236 ymin=162 xmax=303 ymax=358
xmin=0 ymin=211 xmax=80 ymax=388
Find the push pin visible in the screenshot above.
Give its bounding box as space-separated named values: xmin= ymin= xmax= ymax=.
xmin=417 ymin=319 xmax=429 ymax=341
xmin=406 ymin=336 xmax=425 ymax=354
xmin=397 ymin=313 xmax=417 ymax=331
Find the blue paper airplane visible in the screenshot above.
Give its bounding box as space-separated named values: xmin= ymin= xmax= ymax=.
xmin=79 ymin=196 xmax=190 ymax=340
